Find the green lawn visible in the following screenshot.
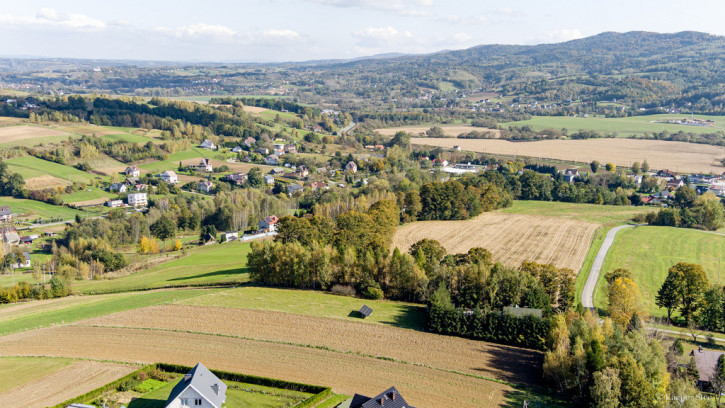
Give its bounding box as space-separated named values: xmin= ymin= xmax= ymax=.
xmin=500 ymin=200 xmax=642 ymax=226
xmin=178 ymin=286 xmax=427 ymax=331
xmin=103 ymin=133 xmax=159 ymax=144
xmin=594 ymin=226 xmax=725 ymax=316
xmin=316 ymin=394 xmax=353 ymax=408
xmin=503 ymin=113 xmax=725 ymax=137
xmin=0 ymin=289 xmax=214 ymax=336
xmin=0 ymin=272 xmax=53 ymax=287
xmin=0 ymin=196 xmax=85 ymax=220
xmin=0 ymin=356 xmax=73 ymax=393
xmin=137 ymin=148 xmax=211 ymax=173
xmin=74 ymin=242 xmax=252 ymax=294
xmin=6 ymin=156 xmax=96 ymax=183
xmin=127 ymin=377 xmax=312 ymax=408
xmin=0 ymin=133 xmax=79 ymax=149
xmin=63 ymin=186 xmax=113 ymax=203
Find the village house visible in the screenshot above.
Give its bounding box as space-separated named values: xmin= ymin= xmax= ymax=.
xmin=309 ymin=181 xmax=328 ymax=190
xmin=667 ymin=179 xmax=685 ymax=189
xmin=284 ymin=144 xmax=297 ymax=154
xmin=293 ymin=165 xmax=309 ymax=179
xmin=221 ymin=231 xmax=239 ymax=242
xmin=225 ymin=173 xmax=247 ymax=185
xmin=709 ymin=183 xmax=725 ymax=197
xmin=0 ymin=206 xmax=12 ymax=222
xmin=159 ymin=170 xmax=178 ymax=184
xmin=125 ymin=166 xmax=140 ymax=177
xmin=312 ymin=125 xmax=323 ymax=133
xmin=263 ymin=175 xmax=275 ymax=185
xmin=657 ymin=169 xmax=678 ymax=179
xmin=287 ymin=183 xmax=303 ymax=195
xmin=19 ymin=235 xmax=35 ymax=245
xmin=273 ymin=141 xmax=286 ymax=151
xmin=106 ymin=199 xmax=124 ymax=208
xmin=243 ymin=137 xmax=256 ymax=147
xmin=0 ymin=224 xmax=19 ymax=246
xmin=109 ymin=183 xmax=127 ymax=193
xmin=255 ymin=147 xmax=269 ymax=155
xmin=691 ymin=347 xmax=725 ymax=391
xmin=348 ymin=386 xmax=416 ymax=408
xmin=345 ymin=161 xmax=358 ymax=173
xmin=197 ymin=158 xmax=213 ymax=173
xmin=231 ymin=146 xmax=243 ymax=153
xmin=265 ymin=154 xmax=280 ymax=165
xmin=270 ymin=168 xmax=285 ymax=175
xmin=124 ymin=176 xmax=141 ymax=186
xmin=164 ymin=363 xmax=227 ymax=408
xmin=127 ymin=192 xmax=148 ymax=207
xmin=134 ymin=184 xmax=148 ymax=192
xmin=10 ymin=251 xmax=31 ymax=269
xmin=198 ymin=181 xmax=215 ymax=193
xmin=562 ymin=169 xmax=580 ymax=183
xmin=258 ymin=215 xmax=279 ymax=232
xmin=452 ymin=145 xmax=462 ymax=151
xmin=199 ymin=139 xmax=216 ymax=150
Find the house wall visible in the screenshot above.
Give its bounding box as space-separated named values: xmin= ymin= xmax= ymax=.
xmin=168 ymin=386 xmax=217 ymax=408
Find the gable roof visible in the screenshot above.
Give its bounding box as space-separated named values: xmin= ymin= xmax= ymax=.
xmin=350 ymin=386 xmax=415 ymax=408
xmin=165 ymin=363 xmax=227 ymax=408
xmin=0 ymin=206 xmax=11 ymax=216
xmin=691 ymin=348 xmax=725 ymax=382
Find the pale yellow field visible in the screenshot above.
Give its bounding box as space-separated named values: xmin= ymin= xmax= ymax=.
xmin=0 ymin=305 xmax=543 ymax=408
xmin=243 ymin=106 xmax=269 ymax=114
xmin=376 ymin=125 xmax=500 ymax=138
xmin=411 ymin=137 xmax=725 ymax=174
xmin=24 ymin=175 xmax=71 ymax=190
xmin=0 ymin=360 xmax=136 ymax=408
xmin=392 ymin=213 xmax=599 ymax=271
xmin=0 ymin=125 xmax=70 ymax=143
xmin=53 ymin=123 xmax=119 ymax=136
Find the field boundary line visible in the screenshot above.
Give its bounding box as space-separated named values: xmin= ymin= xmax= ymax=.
xmin=581 ymin=224 xmax=638 ymax=308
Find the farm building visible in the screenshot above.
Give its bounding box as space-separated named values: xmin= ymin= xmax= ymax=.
xmin=347 ymin=386 xmax=415 ymax=408
xmin=164 ymin=363 xmax=227 ymax=408
xmin=221 ymin=231 xmax=238 ymax=242
xmin=197 ymin=158 xmax=213 ymax=173
xmin=109 ymin=183 xmax=127 ymax=193
xmin=125 ymin=166 xmax=140 ymax=177
xmin=0 ymin=205 xmax=12 ymax=222
xmin=159 ymin=170 xmax=178 ymax=184
xmin=19 ymin=236 xmax=34 ymax=245
xmin=199 ymin=139 xmax=216 ymax=150
xmin=258 ymin=215 xmax=279 ymax=232
xmin=270 ymin=168 xmax=285 ymax=175
xmin=198 ymin=181 xmax=215 ymax=193
xmin=127 ymin=193 xmax=148 ymax=207
xmin=346 ymin=161 xmax=358 ymax=173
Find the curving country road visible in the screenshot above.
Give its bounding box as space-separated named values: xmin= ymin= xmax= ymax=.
xmin=581 ymin=224 xmax=637 ymax=309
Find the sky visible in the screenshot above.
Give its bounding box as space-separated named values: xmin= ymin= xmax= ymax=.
xmin=0 ymin=0 xmax=723 ymax=63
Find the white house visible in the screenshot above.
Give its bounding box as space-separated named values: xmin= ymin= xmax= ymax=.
xmin=199 ymin=139 xmax=216 ymax=150
xmin=160 ymin=170 xmax=178 ymax=184
xmin=0 ymin=206 xmax=12 ymax=222
xmin=127 ymin=193 xmax=148 ymax=207
xmin=164 ymin=363 xmax=227 ymax=408
xmin=125 ymin=166 xmax=141 ymax=177
xmin=231 ymin=146 xmax=243 ymax=153
xmin=263 ymin=175 xmax=275 ymax=185
xmin=258 ymin=216 xmax=279 ymax=232
xmin=221 ymin=231 xmax=239 ymax=242
xmin=11 ymin=251 xmax=31 ymax=269
xmin=197 ymin=159 xmax=213 ymax=173
xmin=265 ymin=154 xmax=279 ymax=165
xmin=106 ymin=200 xmax=124 ymax=208
xmin=109 ymin=183 xmax=127 ymax=193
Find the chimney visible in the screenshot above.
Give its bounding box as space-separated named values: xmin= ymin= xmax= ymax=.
xmin=391 ymin=392 xmax=396 ymax=400
xmin=378 ymin=397 xmax=384 ymax=405
xmin=212 ymin=383 xmax=219 ymax=395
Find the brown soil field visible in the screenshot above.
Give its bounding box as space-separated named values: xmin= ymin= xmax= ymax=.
xmin=243 ymin=106 xmax=269 ymax=114
xmin=0 ymin=117 xmax=26 ymax=125
xmin=411 ymin=137 xmax=725 ymax=174
xmin=24 ymin=175 xmax=71 ymax=190
xmin=376 ymin=125 xmax=500 ymax=138
xmin=392 ymin=213 xmax=599 ymax=271
xmin=80 ymin=305 xmax=542 ymax=386
xmin=70 ymin=197 xmax=110 ymax=206
xmin=0 ymin=323 xmax=526 ymax=407
xmin=0 ymin=360 xmax=136 ymax=408
xmin=0 ymin=125 xmax=71 ymax=143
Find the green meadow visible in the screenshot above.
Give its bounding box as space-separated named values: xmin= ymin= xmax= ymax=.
xmin=5 ymin=156 xmax=97 ymax=183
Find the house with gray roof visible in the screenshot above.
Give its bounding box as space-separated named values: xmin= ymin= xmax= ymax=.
xmin=0 ymin=205 xmax=13 ymax=222
xmin=345 ymin=386 xmax=415 ymax=408
xmin=164 ymin=363 xmax=227 ymax=408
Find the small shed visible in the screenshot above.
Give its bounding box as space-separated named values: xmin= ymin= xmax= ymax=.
xmin=359 ymin=305 xmax=373 ymax=319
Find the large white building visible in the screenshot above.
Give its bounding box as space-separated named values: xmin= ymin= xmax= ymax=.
xmin=127 ymin=193 xmax=148 ymax=207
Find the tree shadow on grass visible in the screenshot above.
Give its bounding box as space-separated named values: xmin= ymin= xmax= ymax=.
xmin=471 ymin=344 xmax=543 ymax=387
xmin=500 ymin=387 xmax=572 ymax=408
xmin=127 ymin=397 xmax=166 ymax=408
xmin=377 ymin=305 xmax=427 ymax=331
xmin=166 ymin=267 xmax=249 ymax=282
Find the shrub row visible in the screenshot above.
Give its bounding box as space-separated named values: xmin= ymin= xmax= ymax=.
xmin=428 ymin=306 xmax=551 ymax=350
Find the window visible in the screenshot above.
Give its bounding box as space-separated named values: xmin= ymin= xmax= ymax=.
xmin=180 ymin=399 xmax=189 ymax=407
xmin=195 ymin=399 xmax=202 ymax=406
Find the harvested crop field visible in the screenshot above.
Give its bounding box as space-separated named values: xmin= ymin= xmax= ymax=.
xmin=0 ymin=125 xmax=71 ymax=143
xmin=377 ymin=125 xmax=499 ymax=138
xmin=24 ymin=175 xmax=71 ymax=190
xmin=54 ymin=124 xmax=119 ymax=136
xmin=243 ymin=106 xmax=269 ymax=113
xmin=392 ymin=213 xmax=599 ymax=271
xmin=0 ymin=360 xmax=136 ymax=408
xmin=410 ymin=137 xmax=725 ymax=174
xmin=0 ymin=321 xmax=530 ymax=408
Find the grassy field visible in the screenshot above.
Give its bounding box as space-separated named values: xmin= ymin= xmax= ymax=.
xmin=74 ymin=241 xmax=252 ymax=294
xmin=500 ymin=200 xmax=641 ymax=226
xmin=0 ymin=196 xmax=85 ymax=220
xmin=392 ymin=212 xmax=599 ymax=271
xmin=0 ymin=356 xmax=72 ymax=394
xmin=103 ymin=132 xmax=159 ymax=144
xmin=594 ymin=226 xmax=725 ymax=316
xmin=0 ymin=289 xmax=214 ymax=336
xmin=178 ymin=286 xmax=427 ymax=331
xmin=6 ymin=155 xmax=98 ymax=183
xmin=137 ymin=148 xmax=212 ymax=173
xmin=63 ymin=186 xmax=113 ymax=203
xmin=502 ymin=113 xmax=725 ymax=137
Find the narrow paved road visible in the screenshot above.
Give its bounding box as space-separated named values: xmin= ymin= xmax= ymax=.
xmin=581 ymin=224 xmax=636 ymax=309
xmin=340 ymin=121 xmax=356 ymax=134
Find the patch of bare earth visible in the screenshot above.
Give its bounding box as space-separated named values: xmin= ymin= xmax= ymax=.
xmin=392 ymin=213 xmax=599 ymax=271
xmin=411 ymin=137 xmax=725 ymax=174
xmin=0 ymin=360 xmax=136 ymax=408
xmin=243 ymin=106 xmax=269 ymax=114
xmin=0 ymin=125 xmax=71 ymax=143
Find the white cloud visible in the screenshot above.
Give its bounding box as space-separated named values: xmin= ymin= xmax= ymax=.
xmin=453 ymin=32 xmax=472 ymax=42
xmin=354 ymin=26 xmax=412 ymax=40
xmin=544 ymin=28 xmax=584 ymax=42
xmin=439 ymin=15 xmax=488 ymax=25
xmin=310 ymin=0 xmax=433 ymax=16
xmin=0 ymin=8 xmax=106 ymax=30
xmin=262 ymin=29 xmax=302 ymax=41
